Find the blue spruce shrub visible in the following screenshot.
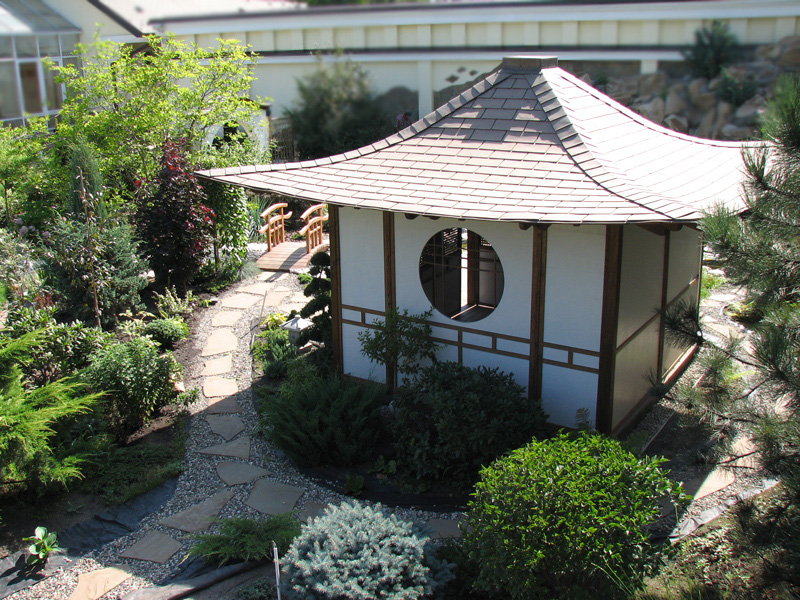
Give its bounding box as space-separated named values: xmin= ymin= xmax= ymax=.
xmin=282 ymin=501 xmax=453 ymax=600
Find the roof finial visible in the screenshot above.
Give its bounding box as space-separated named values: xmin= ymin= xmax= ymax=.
xmin=502 ymin=56 xmax=558 ymax=72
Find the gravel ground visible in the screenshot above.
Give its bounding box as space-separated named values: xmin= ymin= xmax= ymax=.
xmin=8 ymin=263 xmax=772 ymax=598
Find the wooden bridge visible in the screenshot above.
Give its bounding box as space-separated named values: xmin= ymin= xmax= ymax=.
xmin=254 ymin=202 xmax=328 ymax=272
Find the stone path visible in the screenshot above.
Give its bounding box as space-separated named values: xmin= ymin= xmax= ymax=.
xmin=47 ymin=268 xmax=461 ymax=600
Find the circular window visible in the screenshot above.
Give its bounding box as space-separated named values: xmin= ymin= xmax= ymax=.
xmin=419 ymin=228 xmax=504 ymax=322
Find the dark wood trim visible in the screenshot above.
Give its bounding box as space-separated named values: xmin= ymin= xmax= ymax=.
xmin=543 ymin=341 xmax=600 ymax=358
xmin=615 ymin=312 xmax=661 ymax=354
xmin=596 ymin=224 xmax=623 ymax=435
xmin=328 ymin=205 xmax=344 ymax=377
xmin=529 ymin=226 xmax=547 ymax=400
xmin=383 ymin=211 xmax=396 ymax=390
xmin=657 ymin=231 xmax=670 ymax=381
xmin=542 ymin=358 xmax=599 ymax=375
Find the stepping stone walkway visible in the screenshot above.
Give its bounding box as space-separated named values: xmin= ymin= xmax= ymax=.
xmin=198 ymin=436 xmax=251 ymax=460
xmin=216 ymin=462 xmax=269 ymax=486
xmin=159 ymin=490 xmax=235 ymax=533
xmin=200 ymin=355 xmax=233 ymax=376
xmin=68 ymin=565 xmax=132 ymax=600
xmin=220 ymin=293 xmax=261 ymax=309
xmin=203 ymin=376 xmax=238 ymax=398
xmin=201 ymin=329 xmax=238 ymax=356
xmin=206 ymin=415 xmax=246 ymax=440
xmin=211 ymin=311 xmax=241 ymax=327
xmin=206 ymin=396 xmax=242 ymax=414
xmin=245 ymin=480 xmax=305 ymax=515
xmin=120 ymin=532 xmax=182 ymax=564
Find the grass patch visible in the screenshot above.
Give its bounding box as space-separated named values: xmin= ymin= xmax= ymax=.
xmin=699 ymin=267 xmax=725 ymax=301
xmin=80 ymin=415 xmax=188 ymax=505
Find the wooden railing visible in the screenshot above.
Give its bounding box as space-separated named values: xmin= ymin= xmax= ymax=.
xmin=299 ymin=203 xmax=328 ymax=254
xmin=259 ymin=202 xmax=292 ymax=251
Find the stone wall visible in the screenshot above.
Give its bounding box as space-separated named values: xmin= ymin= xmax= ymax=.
xmin=585 ymin=36 xmax=800 ymax=141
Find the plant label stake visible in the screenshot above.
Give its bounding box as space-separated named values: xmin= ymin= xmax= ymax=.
xmin=273 ymin=541 xmax=281 ymax=600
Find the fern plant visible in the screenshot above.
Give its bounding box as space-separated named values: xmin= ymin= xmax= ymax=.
xmin=189 ymin=515 xmax=300 ymax=566
xmin=282 ymin=501 xmax=453 ymax=600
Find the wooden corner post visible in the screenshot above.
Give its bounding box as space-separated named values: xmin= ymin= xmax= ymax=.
xmin=383 ymin=211 xmax=397 ymax=391
xmin=328 ymin=205 xmax=343 ymax=377
xmin=596 ymin=224 xmax=623 ymax=434
xmin=529 ymin=224 xmax=548 ymax=401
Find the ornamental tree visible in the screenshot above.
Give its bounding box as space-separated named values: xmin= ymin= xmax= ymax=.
xmin=135 ymin=140 xmax=213 ymax=290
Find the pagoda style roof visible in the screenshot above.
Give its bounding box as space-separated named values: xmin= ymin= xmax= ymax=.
xmin=198 ymin=56 xmax=750 ymax=224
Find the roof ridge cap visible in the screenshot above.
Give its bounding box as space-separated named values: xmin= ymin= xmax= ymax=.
xmin=538 ymin=68 xmax=694 ymax=221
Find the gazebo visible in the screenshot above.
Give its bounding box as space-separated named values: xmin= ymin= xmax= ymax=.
xmin=198 ymin=56 xmax=747 ymax=435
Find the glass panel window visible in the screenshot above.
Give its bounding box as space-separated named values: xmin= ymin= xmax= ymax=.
xmin=14 ymin=36 xmax=37 ymax=58
xmin=0 ymin=63 xmax=21 ymax=118
xmin=43 ymin=64 xmax=61 ymax=110
xmin=19 ymin=62 xmax=42 ymax=113
xmin=60 ymin=34 xmax=80 ymax=56
xmin=0 ymin=38 xmax=12 ymax=59
xmin=38 ymin=35 xmax=59 ymax=57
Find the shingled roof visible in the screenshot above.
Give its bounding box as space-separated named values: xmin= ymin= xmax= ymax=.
xmin=198 ymin=56 xmax=749 ymax=224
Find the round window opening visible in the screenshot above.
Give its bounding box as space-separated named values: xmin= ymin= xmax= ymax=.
xmin=419 ymin=228 xmax=505 ymax=322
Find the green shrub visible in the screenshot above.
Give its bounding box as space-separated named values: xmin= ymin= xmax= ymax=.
xmin=393 ymin=362 xmax=547 ymax=490
xmin=153 ymin=286 xmax=195 ymax=319
xmin=683 ymin=20 xmax=740 ymax=80
xmin=189 ymin=515 xmax=300 ymax=566
xmin=0 ymin=228 xmax=43 ymax=304
xmin=258 ymin=374 xmax=384 ymax=467
xmin=41 ymin=217 xmax=148 ymax=328
xmin=84 ymin=337 xmax=180 ymax=441
xmin=282 ymin=501 xmax=453 ymax=600
xmin=463 ymin=432 xmax=685 ymax=600
xmin=143 ymin=318 xmax=189 ymax=348
xmin=716 ymin=70 xmax=757 ymax=108
xmin=253 ymin=328 xmax=297 ymax=379
xmin=4 ymin=305 xmax=114 ymax=386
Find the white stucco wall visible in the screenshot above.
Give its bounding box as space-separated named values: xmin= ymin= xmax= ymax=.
xmin=338 ymin=207 xmax=386 ymax=381
xmin=394 ymin=215 xmax=533 ymax=389
xmin=541 ymin=224 xmax=606 ymax=428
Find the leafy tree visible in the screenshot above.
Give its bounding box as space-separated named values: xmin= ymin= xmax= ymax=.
xmin=0 ymin=332 xmax=101 ymax=492
xmin=286 ymin=56 xmax=393 ymax=160
xmin=135 ymin=140 xmax=213 ymax=289
xmin=51 ymin=34 xmax=264 ymax=195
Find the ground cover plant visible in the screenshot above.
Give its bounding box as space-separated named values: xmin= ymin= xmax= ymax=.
xmin=462 ymin=432 xmax=685 ymax=600
xmin=281 ymin=501 xmax=453 ymax=600
xmin=189 ymin=514 xmax=300 ymax=565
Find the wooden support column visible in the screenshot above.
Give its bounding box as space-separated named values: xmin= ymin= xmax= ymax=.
xmin=528 ymin=225 xmax=548 ymax=400
xmin=596 ymin=224 xmax=623 ymax=434
xmin=656 ymin=231 xmax=671 ymax=382
xmin=329 ymin=205 xmax=343 ymax=377
xmin=383 ymin=211 xmax=396 ymax=390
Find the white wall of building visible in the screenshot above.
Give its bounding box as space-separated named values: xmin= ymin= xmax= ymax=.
xmin=541 ymin=224 xmax=606 ymax=428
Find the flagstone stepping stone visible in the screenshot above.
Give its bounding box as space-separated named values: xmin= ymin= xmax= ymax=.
xmin=68 ymin=565 xmax=132 ymax=600
xmin=220 ymin=293 xmax=261 ymax=309
xmin=201 ymin=329 xmax=237 ymax=356
xmin=120 ymin=532 xmax=181 ymax=564
xmin=732 ymin=436 xmax=758 ymax=469
xmin=688 ymin=467 xmax=735 ymax=500
xmin=159 ymin=490 xmax=235 ymax=533
xmin=296 ymin=501 xmax=328 ymax=523
xmin=203 ymin=376 xmax=238 ymax=398
xmin=245 ymin=480 xmax=304 ymax=515
xmin=262 ymin=291 xmax=289 ymax=307
xmin=206 ymin=415 xmax=245 ymax=440
xmin=216 ymin=461 xmax=269 ymax=486
xmin=206 ymin=396 xmax=241 ymax=414
xmin=211 ymin=311 xmax=242 ymax=327
xmin=200 ymin=355 xmax=233 ymax=377
xmin=238 ymin=281 xmax=272 ymax=295
xmin=425 ymin=518 xmax=463 ymax=539
xmin=198 ymin=436 xmax=250 ymax=460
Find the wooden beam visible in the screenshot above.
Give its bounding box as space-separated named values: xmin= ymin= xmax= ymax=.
xmin=383 ymin=211 xmax=396 ymax=390
xmin=529 ymin=226 xmax=547 ymax=401
xmin=596 ymin=224 xmax=623 ymax=435
xmin=656 ymin=231 xmax=670 ymax=382
xmin=328 ymin=205 xmax=344 ymax=377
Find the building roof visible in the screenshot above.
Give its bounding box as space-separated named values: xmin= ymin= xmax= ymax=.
xmin=198 ymin=56 xmax=750 ymax=224
xmin=0 ymin=0 xmax=78 ymax=34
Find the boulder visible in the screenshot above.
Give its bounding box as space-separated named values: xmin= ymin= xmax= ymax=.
xmin=638 ymin=72 xmax=667 ymax=97
xmin=689 ymin=78 xmax=716 ymax=111
xmin=663 ymin=114 xmax=689 ymax=133
xmin=696 ymin=107 xmax=717 ymax=139
xmin=734 ymin=95 xmax=767 ymax=126
xmin=713 ymin=101 xmax=734 ymax=138
xmin=665 ymin=88 xmax=688 ymax=114
xmin=721 ymin=123 xmax=757 ymax=140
